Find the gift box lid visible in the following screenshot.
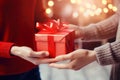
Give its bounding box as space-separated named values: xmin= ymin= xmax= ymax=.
xmin=35 ymin=29 xmax=75 ymax=42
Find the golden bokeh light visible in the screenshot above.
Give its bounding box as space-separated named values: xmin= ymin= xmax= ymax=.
xmin=46 ymin=8 xmax=52 ymax=14
xmin=48 ymin=0 xmax=54 ymax=7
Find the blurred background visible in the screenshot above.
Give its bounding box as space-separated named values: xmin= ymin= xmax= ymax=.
xmin=39 ymin=0 xmax=117 ymax=80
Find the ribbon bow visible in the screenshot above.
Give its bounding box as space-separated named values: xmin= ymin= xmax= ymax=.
xmin=37 ymin=19 xmax=67 ymax=34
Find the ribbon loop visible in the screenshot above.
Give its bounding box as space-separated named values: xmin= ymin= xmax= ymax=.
xmin=37 ymin=20 xmax=67 ymax=34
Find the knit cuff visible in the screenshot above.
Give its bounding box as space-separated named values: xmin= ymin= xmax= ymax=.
xmin=110 ymin=41 xmax=120 ymax=62
xmin=94 ymin=43 xmax=115 ymax=65
xmin=0 ymin=42 xmax=15 ymax=58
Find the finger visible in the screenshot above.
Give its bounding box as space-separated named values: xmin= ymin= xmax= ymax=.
xmin=49 ymin=60 xmax=81 ymax=70
xmin=63 ymin=24 xmax=68 ymax=28
xmin=30 ymin=51 xmax=49 ymax=58
xmin=54 ymin=54 xmax=72 ymax=61
xmin=49 ymin=63 xmax=69 ymax=69
xmin=63 ymin=24 xmax=76 ymax=30
xmin=27 ymin=57 xmax=57 ymax=65
xmin=57 ymin=19 xmax=60 ymax=25
xmin=37 ymin=58 xmax=57 ymax=64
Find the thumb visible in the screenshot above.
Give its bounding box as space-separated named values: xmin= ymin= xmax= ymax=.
xmin=30 ymin=51 xmax=49 ymax=58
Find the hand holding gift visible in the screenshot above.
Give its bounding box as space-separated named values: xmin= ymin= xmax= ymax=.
xmin=63 ymin=24 xmax=84 ymax=39
xmin=48 ymin=23 xmax=96 ymax=70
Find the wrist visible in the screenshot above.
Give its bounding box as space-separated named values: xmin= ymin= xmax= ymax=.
xmin=76 ymin=27 xmax=84 ymax=39
xmin=88 ymin=50 xmax=97 ymax=61
xmin=10 ymin=46 xmax=20 ymax=56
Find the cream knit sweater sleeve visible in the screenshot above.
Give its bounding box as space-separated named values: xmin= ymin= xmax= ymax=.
xmin=95 ymin=41 xmax=120 ymax=65
xmin=81 ymin=3 xmax=120 ymax=65
xmin=81 ymin=13 xmax=119 ymax=41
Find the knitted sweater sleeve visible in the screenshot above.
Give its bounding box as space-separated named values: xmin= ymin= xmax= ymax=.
xmin=81 ymin=13 xmax=119 ymax=41
xmin=0 ymin=42 xmax=14 ymax=58
xmin=81 ymin=1 xmax=120 ymax=40
xmin=94 ymin=41 xmax=120 ymax=65
xmin=81 ymin=4 xmax=120 ymax=65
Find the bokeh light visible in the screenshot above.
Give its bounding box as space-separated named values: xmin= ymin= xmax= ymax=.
xmin=48 ymin=0 xmax=54 ymax=7
xmin=44 ymin=0 xmax=117 ymax=25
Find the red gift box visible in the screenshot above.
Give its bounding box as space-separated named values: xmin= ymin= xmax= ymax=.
xmin=35 ymin=29 xmax=75 ymax=58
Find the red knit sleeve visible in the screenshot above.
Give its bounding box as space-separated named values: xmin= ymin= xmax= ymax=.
xmin=0 ymin=42 xmax=14 ymax=58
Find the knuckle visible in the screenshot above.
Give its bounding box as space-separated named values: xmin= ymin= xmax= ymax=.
xmin=68 ymin=65 xmax=74 ymax=69
xmin=62 ymin=57 xmax=66 ymax=60
xmin=29 ymin=51 xmax=34 ymax=57
xmin=69 ymin=65 xmax=77 ymax=70
xmin=70 ymin=54 xmax=75 ymax=58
